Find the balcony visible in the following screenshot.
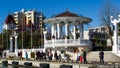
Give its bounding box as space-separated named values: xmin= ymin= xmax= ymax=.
xmin=44 ymin=39 xmax=91 ymax=48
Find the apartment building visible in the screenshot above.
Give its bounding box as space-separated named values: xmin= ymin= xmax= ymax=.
xmin=12 ymin=9 xmax=44 ymax=30
xmin=89 ymin=26 xmax=110 ymax=50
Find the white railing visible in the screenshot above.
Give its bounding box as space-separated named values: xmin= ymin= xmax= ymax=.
xmin=45 ymin=39 xmax=91 ymax=47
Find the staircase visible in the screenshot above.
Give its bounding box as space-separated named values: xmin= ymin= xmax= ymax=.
xmin=87 ymin=51 xmax=120 ymax=62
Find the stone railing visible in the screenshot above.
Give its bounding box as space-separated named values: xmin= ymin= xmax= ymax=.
xmin=44 ymin=39 xmax=91 ymax=48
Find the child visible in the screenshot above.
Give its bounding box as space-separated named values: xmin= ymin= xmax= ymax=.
xmin=79 ymin=55 xmax=83 ymax=63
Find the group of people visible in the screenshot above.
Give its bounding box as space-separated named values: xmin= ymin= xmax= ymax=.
xmin=18 ymin=51 xmax=45 ymax=61
xmin=17 ymin=49 xmax=73 ymax=62
xmin=16 ymin=49 xmax=104 ymax=64
xmin=76 ymin=49 xmax=104 ymax=64
xmin=76 ymin=49 xmax=87 ymax=64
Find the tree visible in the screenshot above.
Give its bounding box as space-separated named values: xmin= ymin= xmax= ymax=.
xmin=18 ymin=31 xmax=30 ymax=49
xmin=99 ymin=1 xmax=120 ymax=46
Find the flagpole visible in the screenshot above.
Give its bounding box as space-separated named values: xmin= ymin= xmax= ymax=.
xmin=22 ymin=18 xmax=23 ymax=49
xmin=31 ymin=21 xmax=32 ymax=49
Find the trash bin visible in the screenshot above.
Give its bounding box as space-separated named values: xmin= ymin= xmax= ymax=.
xmin=60 ymin=65 xmax=72 ymax=68
xmin=2 ymin=61 xmax=8 ymax=66
xmin=24 ymin=62 xmax=32 ymax=66
xmin=40 ymin=63 xmax=49 ymax=68
xmin=12 ymin=61 xmax=19 ymax=65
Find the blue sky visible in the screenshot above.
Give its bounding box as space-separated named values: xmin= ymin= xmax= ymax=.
xmin=0 ymin=0 xmax=120 ymax=32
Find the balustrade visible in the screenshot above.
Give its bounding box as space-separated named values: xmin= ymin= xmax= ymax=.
xmin=44 ymin=39 xmax=90 ymax=47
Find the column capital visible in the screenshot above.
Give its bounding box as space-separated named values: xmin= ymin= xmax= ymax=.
xmin=111 ymin=16 xmax=120 ymax=25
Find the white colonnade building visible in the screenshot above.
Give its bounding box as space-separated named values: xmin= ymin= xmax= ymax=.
xmin=43 ymin=10 xmax=92 ymax=51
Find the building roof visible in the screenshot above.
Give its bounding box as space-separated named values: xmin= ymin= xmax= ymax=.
xmin=55 ymin=11 xmax=79 ymax=17
xmin=5 ymin=14 xmax=16 ymax=24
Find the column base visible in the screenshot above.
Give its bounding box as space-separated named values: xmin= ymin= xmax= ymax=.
xmin=112 ymin=45 xmax=118 ymax=53
xmin=15 ymin=49 xmax=18 ymax=52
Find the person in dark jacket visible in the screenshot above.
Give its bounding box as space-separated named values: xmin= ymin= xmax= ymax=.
xmin=54 ymin=51 xmax=58 ymax=60
xmin=83 ymin=50 xmax=87 ymax=64
xmin=99 ymin=50 xmax=104 ymax=64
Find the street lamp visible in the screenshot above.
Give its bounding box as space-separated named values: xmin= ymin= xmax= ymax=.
xmin=9 ymin=35 xmax=13 ymax=52
xmin=43 ymin=28 xmax=47 ymax=46
xmin=14 ymin=31 xmax=18 ymax=52
xmin=110 ymin=14 xmax=120 ymax=53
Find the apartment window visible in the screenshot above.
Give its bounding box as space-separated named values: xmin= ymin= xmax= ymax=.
xmin=95 ymin=29 xmax=98 ymax=32
xmin=118 ymin=37 xmax=120 ymax=42
xmin=119 ymin=47 xmax=120 ymax=50
xmin=119 ymin=43 xmax=120 ymax=46
xmin=101 ymin=28 xmax=105 ymax=31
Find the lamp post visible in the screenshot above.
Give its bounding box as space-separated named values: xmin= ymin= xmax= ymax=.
xmin=14 ymin=33 xmax=18 ymax=52
xmin=10 ymin=35 xmax=13 ymax=52
xmin=31 ymin=21 xmax=33 ymax=49
xmin=43 ymin=28 xmax=47 ymax=47
xmin=110 ymin=14 xmax=120 ymax=53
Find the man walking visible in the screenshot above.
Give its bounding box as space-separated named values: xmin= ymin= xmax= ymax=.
xmin=83 ymin=50 xmax=87 ymax=64
xmin=99 ymin=50 xmax=104 ymax=64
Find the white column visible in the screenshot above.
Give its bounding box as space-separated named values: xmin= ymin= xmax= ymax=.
xmin=15 ymin=34 xmax=18 ymax=51
xmin=65 ymin=23 xmax=68 ymax=46
xmin=112 ymin=21 xmax=118 ymax=53
xmin=65 ymin=23 xmax=68 ymax=37
xmin=51 ymin=24 xmax=55 ymax=38
xmin=73 ymin=25 xmax=76 ymax=39
xmin=57 ymin=23 xmax=60 ymax=39
xmin=10 ymin=35 xmax=13 ymax=52
xmin=79 ymin=24 xmax=84 ymax=39
xmin=54 ymin=26 xmax=57 ymax=39
xmin=111 ymin=15 xmax=120 ymax=53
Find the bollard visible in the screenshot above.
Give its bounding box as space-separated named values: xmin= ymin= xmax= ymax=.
xmin=60 ymin=65 xmax=72 ymax=68
xmin=12 ymin=61 xmax=19 ymax=65
xmin=118 ymin=65 xmax=120 ymax=68
xmin=40 ymin=63 xmax=49 ymax=68
xmin=24 ymin=62 xmax=32 ymax=66
xmin=2 ymin=61 xmax=8 ymax=66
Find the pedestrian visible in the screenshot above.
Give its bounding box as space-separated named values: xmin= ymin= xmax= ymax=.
xmin=36 ymin=51 xmax=40 ymax=61
xmin=45 ymin=51 xmax=49 ymax=61
xmin=0 ymin=51 xmax=2 ymax=58
xmin=25 ymin=52 xmax=28 ymax=61
xmin=99 ymin=50 xmax=104 ymax=64
xmin=76 ymin=50 xmax=80 ymax=62
xmin=58 ymin=53 xmax=61 ymax=61
xmin=41 ymin=51 xmax=44 ymax=60
xmin=79 ymin=50 xmax=83 ymax=63
xmin=4 ymin=52 xmax=6 ymax=58
xmin=49 ymin=51 xmax=53 ymax=61
xmin=30 ymin=52 xmax=35 ymax=61
xmin=20 ymin=51 xmax=22 ymax=60
xmin=54 ymin=51 xmax=58 ymax=60
xmin=83 ymin=50 xmax=87 ymax=64
xmin=17 ymin=52 xmax=20 ymax=57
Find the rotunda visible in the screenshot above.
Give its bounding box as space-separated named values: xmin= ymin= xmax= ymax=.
xmin=43 ymin=10 xmax=92 ymax=51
